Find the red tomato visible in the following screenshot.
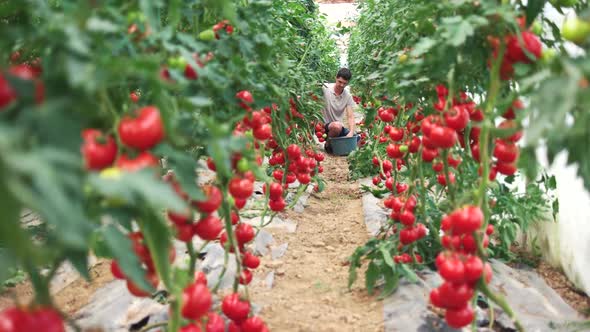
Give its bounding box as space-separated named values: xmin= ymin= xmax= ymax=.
xmin=81 ymin=129 xmax=118 ymax=170
xmin=110 ymin=260 xmax=126 ymax=279
xmin=445 ymin=305 xmax=474 ymax=328
xmin=0 ymin=73 xmax=17 ymax=109
xmin=229 ymin=177 xmax=254 ymax=200
xmin=399 ymin=210 xmax=415 ymax=226
xmin=389 ymin=127 xmax=404 ymax=141
xmin=116 ymin=151 xmax=159 ymax=171
xmin=236 ymin=90 xmax=254 ymax=103
xmin=181 ymin=282 xmax=212 ymax=320
xmin=241 ymin=316 xmax=267 ymax=332
xmin=269 ymin=197 xmax=286 ymax=212
xmin=184 ymin=64 xmax=198 ymax=80
xmin=118 ymin=106 xmax=165 ymax=150
xmin=464 ymin=255 xmax=484 ymax=282
xmin=253 ymin=123 xmax=272 ymax=140
xmin=493 ymin=140 xmax=519 ymax=163
xmin=235 ymin=223 xmax=255 ymax=245
xmin=242 ymin=252 xmax=261 ymax=269
xmin=179 ymin=324 xmax=202 ymax=332
xmin=429 ymin=126 xmax=457 ymax=149
xmin=7 ymin=65 xmax=44 ymax=104
xmin=444 ymin=106 xmax=469 ymax=131
xmin=193 ymin=215 xmax=223 ymax=241
xmin=130 ymin=91 xmax=140 ymax=103
xmin=0 ymin=307 xmax=32 ymax=332
xmin=239 ymin=269 xmax=253 ymax=285
xmin=30 ymin=308 xmax=66 ymax=332
xmin=438 ymin=256 xmax=465 ymax=283
xmin=205 ymin=312 xmax=225 ymax=332
xmin=221 ymin=293 xmax=251 ymax=322
xmin=421 ymin=148 xmax=439 ymax=162
xmin=192 ymin=185 xmax=222 ymax=213
xmin=267 ymin=182 xmax=283 ymax=200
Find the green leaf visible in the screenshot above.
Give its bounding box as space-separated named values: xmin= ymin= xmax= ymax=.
xmin=378 ymin=266 xmax=399 ymax=299
xmin=441 ymin=17 xmax=474 ymax=47
xmin=153 ymin=144 xmax=205 ymax=201
xmin=380 ymin=244 xmax=395 ymax=268
xmin=398 ymin=264 xmax=419 ymax=283
xmin=0 ymin=249 xmax=19 ymax=288
xmin=347 ymin=263 xmax=358 ymax=290
xmin=365 ymin=261 xmax=380 ymax=295
xmin=101 ymin=224 xmax=153 ymax=292
xmin=88 ymin=170 xmax=187 ymax=213
xmin=0 ymin=176 xmax=35 ymax=260
xmin=255 ymin=33 xmax=273 ymax=46
xmin=525 ymin=0 xmax=547 ymax=27
xmin=552 ymin=199 xmax=559 ymax=221
xmin=86 ymin=17 xmax=118 ymax=33
xmin=187 ymin=96 xmax=213 ymax=107
xmin=67 ymin=250 xmax=90 ymax=280
xmin=548 ymin=175 xmax=557 ymax=190
xmin=139 ymin=211 xmax=172 ymax=287
xmin=411 ymin=38 xmax=436 ymax=56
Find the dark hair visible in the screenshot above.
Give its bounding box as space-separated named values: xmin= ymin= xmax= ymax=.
xmin=337 ymin=68 xmax=352 ymax=81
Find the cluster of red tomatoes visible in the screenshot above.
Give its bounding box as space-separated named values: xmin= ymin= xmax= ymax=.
xmin=110 ymin=231 xmax=174 ymax=296
xmin=489 ymin=18 xmax=542 ymax=80
xmin=0 ymin=306 xmax=64 ymax=332
xmin=81 ymin=105 xmax=164 ymax=172
xmin=429 ymin=205 xmax=494 ymax=328
xmin=0 ymin=60 xmax=44 ymax=110
xmin=384 ymin=194 xmax=428 ymax=254
xmin=169 ymin=273 xmax=267 ymax=332
xmin=269 ymin=143 xmax=325 ymax=201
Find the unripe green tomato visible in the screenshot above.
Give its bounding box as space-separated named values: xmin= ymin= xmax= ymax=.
xmin=167 ymin=57 xmax=179 ymax=68
xmin=322 ymin=133 xmax=327 ymax=138
xmin=399 ymin=145 xmax=409 ymax=153
xmin=531 ymin=21 xmax=543 ymax=35
xmin=541 ymin=48 xmax=557 ymax=64
xmin=237 ymin=158 xmax=250 ymax=173
xmin=199 ymin=29 xmax=215 ymax=41
xmin=561 ymin=17 xmax=590 ymax=44
xmin=98 ymin=167 xmax=127 ymax=206
xmin=100 ymin=167 xmax=122 ymax=179
xmin=398 ymin=54 xmax=408 ymax=63
xmin=126 ymin=12 xmax=146 ymax=24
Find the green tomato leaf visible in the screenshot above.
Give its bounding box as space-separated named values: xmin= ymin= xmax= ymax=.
xmin=88 ymin=170 xmax=187 ymax=213
xmin=525 ymin=0 xmax=547 ymax=27
xmin=365 ymin=261 xmax=380 ymax=295
xmin=101 ymin=224 xmax=153 ymax=292
xmin=138 ymin=211 xmax=172 ymax=287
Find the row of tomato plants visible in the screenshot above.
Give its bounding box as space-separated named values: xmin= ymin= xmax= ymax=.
xmin=345 ymin=0 xmax=582 ymax=330
xmin=0 ymin=1 xmax=338 ymax=331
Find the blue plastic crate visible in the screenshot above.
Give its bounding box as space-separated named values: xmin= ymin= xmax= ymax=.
xmin=328 ymin=135 xmax=358 ymax=156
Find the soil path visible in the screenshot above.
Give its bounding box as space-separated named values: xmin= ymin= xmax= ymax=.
xmin=248 ymin=154 xmax=383 ymax=332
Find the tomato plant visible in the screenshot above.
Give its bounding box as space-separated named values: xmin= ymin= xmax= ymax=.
xmin=345 ymin=0 xmax=570 ymax=330
xmin=0 ymin=0 xmax=337 ymax=330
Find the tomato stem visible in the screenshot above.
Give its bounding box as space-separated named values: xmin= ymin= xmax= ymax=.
xmin=473 ymin=38 xmax=523 ymax=331
xmin=478 ymin=279 xmax=524 ymax=331
xmin=441 ymin=149 xmax=456 ymax=206
xmin=140 ymin=321 xmax=168 ymax=332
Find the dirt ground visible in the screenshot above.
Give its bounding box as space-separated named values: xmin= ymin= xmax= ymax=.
xmin=0 ymin=260 xmax=114 ymax=315
xmin=536 ymin=261 xmax=590 ymax=317
xmin=248 ymin=153 xmax=384 ymax=332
